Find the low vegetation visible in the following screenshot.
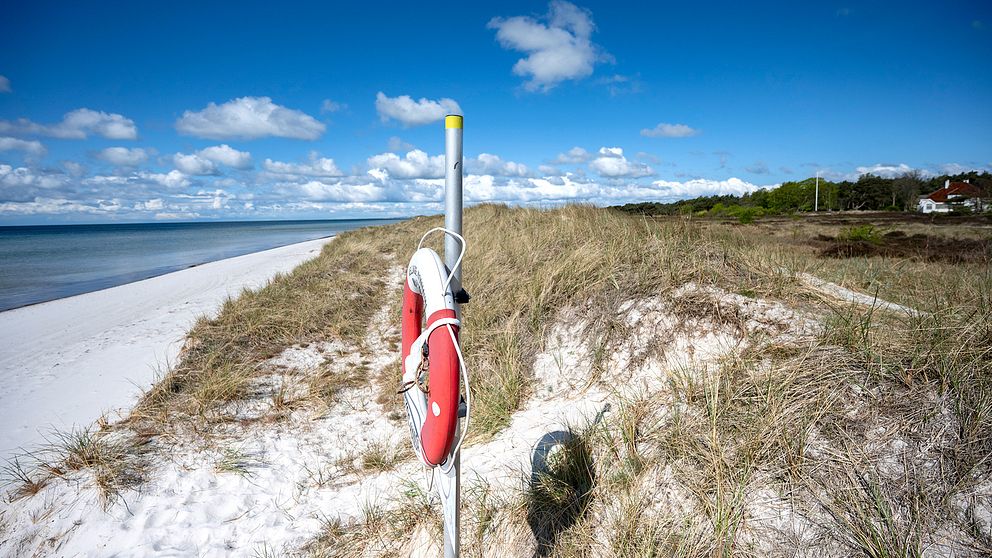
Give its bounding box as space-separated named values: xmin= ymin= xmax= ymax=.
xmin=3 ymin=204 xmax=990 ymax=556
xmin=616 ymin=170 xmax=992 ymax=219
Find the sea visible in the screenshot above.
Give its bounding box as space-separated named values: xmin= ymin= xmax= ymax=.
xmin=0 ymin=219 xmax=401 ymax=312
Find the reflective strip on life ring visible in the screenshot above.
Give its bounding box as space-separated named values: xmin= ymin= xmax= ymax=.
xmin=401 ymin=247 xmax=460 ymax=466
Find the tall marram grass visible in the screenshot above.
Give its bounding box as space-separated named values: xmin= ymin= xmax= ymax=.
xmin=7 ymin=204 xmax=990 ymax=557
xmin=130 ymin=204 xmax=755 ymax=437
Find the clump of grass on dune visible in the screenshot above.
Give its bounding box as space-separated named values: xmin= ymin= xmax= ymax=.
xmin=131 ymin=219 xmax=420 ymax=422
xmin=460 ymin=205 xmax=734 ymax=436
xmin=2 ymin=427 xmax=152 ymax=505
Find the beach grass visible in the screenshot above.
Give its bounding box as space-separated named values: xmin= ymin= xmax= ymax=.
xmin=4 ymin=205 xmax=990 ymax=555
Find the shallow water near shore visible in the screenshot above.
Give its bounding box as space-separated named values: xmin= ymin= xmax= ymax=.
xmin=0 ymin=218 xmax=399 ymax=311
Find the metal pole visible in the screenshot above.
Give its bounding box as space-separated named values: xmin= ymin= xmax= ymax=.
xmin=814 ymin=171 xmax=819 ymax=212
xmin=444 ymin=115 xmax=463 ymax=286
xmin=442 ymin=113 xmax=462 ymax=558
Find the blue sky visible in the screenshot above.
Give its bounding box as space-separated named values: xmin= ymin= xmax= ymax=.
xmin=1 ymin=1 xmax=989 ymax=224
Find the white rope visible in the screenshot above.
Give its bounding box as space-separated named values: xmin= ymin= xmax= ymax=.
xmin=438 ymin=321 xmax=469 ymax=474
xmin=418 ymin=227 xmax=466 ymax=296
xmin=415 ymin=227 xmax=470 ymax=474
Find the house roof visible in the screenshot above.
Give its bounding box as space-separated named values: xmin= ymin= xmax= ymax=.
xmin=924 ymin=182 xmax=981 ymax=203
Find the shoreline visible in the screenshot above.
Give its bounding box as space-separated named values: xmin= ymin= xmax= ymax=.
xmin=0 ymin=236 xmax=334 ymax=460
xmin=0 ymin=233 xmax=340 ymax=313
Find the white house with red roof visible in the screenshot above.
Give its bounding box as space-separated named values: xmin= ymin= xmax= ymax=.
xmin=918 ymin=179 xmax=985 ymax=213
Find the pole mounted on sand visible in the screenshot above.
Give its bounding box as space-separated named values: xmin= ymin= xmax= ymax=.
xmin=815 ymin=171 xmax=820 ymax=212
xmin=441 ymin=113 xmax=463 ymax=558
xmin=398 ymin=115 xmax=466 ymax=557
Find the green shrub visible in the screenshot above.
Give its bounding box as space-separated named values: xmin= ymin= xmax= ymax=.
xmin=840 ymin=224 xmax=881 ymax=244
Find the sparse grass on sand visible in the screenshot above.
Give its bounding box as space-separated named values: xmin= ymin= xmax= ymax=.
xmin=3 ymin=206 xmax=990 ymax=556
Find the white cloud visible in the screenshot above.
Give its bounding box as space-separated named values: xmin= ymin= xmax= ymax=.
xmin=855 ymin=163 xmax=919 ymax=179
xmin=375 ymin=92 xmax=461 ymax=127
xmin=175 ymin=96 xmax=325 ymax=140
xmin=285 ymin=180 xmax=391 ymax=203
xmin=134 ymin=198 xmax=164 ymax=211
xmin=649 ymin=177 xmax=763 ymax=199
xmin=197 ymin=144 xmax=252 ymax=169
xmin=640 ymin=122 xmax=699 ymax=138
xmin=0 ymin=108 xmax=138 ymax=139
xmin=467 ymin=153 xmax=530 ymax=177
xmin=173 ymin=153 xmax=218 ymax=175
xmin=140 ymin=170 xmax=191 ymax=190
xmin=553 ymin=146 xmax=591 ymax=164
xmin=173 ymin=145 xmax=253 ymax=175
xmin=0 ymin=75 xmax=10 ymax=93
xmin=0 ymin=197 xmax=124 ymax=216
xmin=0 ymin=164 xmax=68 ymax=189
xmin=0 ymin=136 xmax=46 ymax=157
xmin=938 ymin=163 xmax=985 ymax=175
xmin=320 ymin=99 xmax=345 ymax=113
xmin=97 ymin=147 xmax=147 ymax=167
xmin=155 ymin=212 xmax=200 ymax=220
xmin=63 ymin=161 xmax=86 ymax=176
xmin=488 ymin=1 xmax=609 ymax=91
xmin=367 ymin=149 xmax=445 ymax=179
xmin=589 ymin=147 xmax=653 ymax=178
xmin=263 ymin=152 xmax=343 ymax=177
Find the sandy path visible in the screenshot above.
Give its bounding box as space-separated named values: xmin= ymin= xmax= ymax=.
xmin=0 ymin=237 xmax=333 ymax=459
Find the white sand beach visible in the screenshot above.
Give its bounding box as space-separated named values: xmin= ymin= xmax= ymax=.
xmin=0 ymin=237 xmax=333 ymax=460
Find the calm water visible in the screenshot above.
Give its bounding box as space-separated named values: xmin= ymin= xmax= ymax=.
xmin=0 ymin=219 xmax=400 ymax=312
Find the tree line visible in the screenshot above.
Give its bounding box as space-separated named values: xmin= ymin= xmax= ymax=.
xmin=615 ymin=170 xmax=992 ymax=220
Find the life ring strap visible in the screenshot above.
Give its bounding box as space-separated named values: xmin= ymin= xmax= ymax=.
xmin=402 ymin=317 xmax=461 ymax=385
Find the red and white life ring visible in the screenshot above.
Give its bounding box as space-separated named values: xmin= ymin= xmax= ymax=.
xmin=401 ymin=244 xmax=464 ymax=467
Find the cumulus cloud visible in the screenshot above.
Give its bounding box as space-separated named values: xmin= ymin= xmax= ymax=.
xmin=280 ymin=180 xmax=392 ymax=204
xmin=140 ymin=170 xmax=191 ymax=190
xmin=0 ymin=164 xmax=68 ymax=190
xmin=855 ymin=163 xmax=920 ymax=178
xmin=63 ymin=161 xmax=87 ymax=177
xmin=367 ymin=149 xmax=445 ymax=179
xmin=173 ymin=145 xmax=253 ymax=175
xmin=488 ymin=1 xmax=609 ymax=91
xmin=97 ymin=147 xmax=148 ymax=167
xmin=588 ymin=147 xmax=653 ymax=178
xmin=263 ymin=152 xmax=343 ymax=177
xmin=197 ymin=144 xmax=252 ymax=169
xmin=0 ymin=75 xmax=10 ymax=93
xmin=173 ymin=153 xmax=218 ymax=175
xmin=937 ymin=162 xmax=988 ymax=175
xmin=0 ymin=136 xmax=46 ymax=157
xmin=467 ymin=153 xmax=530 ymax=177
xmin=649 ymin=177 xmax=764 ymax=199
xmin=175 ymin=97 xmax=325 ymax=140
xmin=375 ymin=92 xmax=461 ymax=127
xmin=553 ymin=146 xmax=591 ymax=164
xmin=0 ymin=108 xmax=138 ymax=140
xmin=640 ymin=122 xmax=699 ymax=138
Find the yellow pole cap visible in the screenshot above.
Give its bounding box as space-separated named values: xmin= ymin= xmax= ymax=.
xmin=445 ymin=115 xmax=463 ymax=129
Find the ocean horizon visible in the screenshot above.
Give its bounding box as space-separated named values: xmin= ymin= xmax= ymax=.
xmin=0 ymin=218 xmax=401 ymax=312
